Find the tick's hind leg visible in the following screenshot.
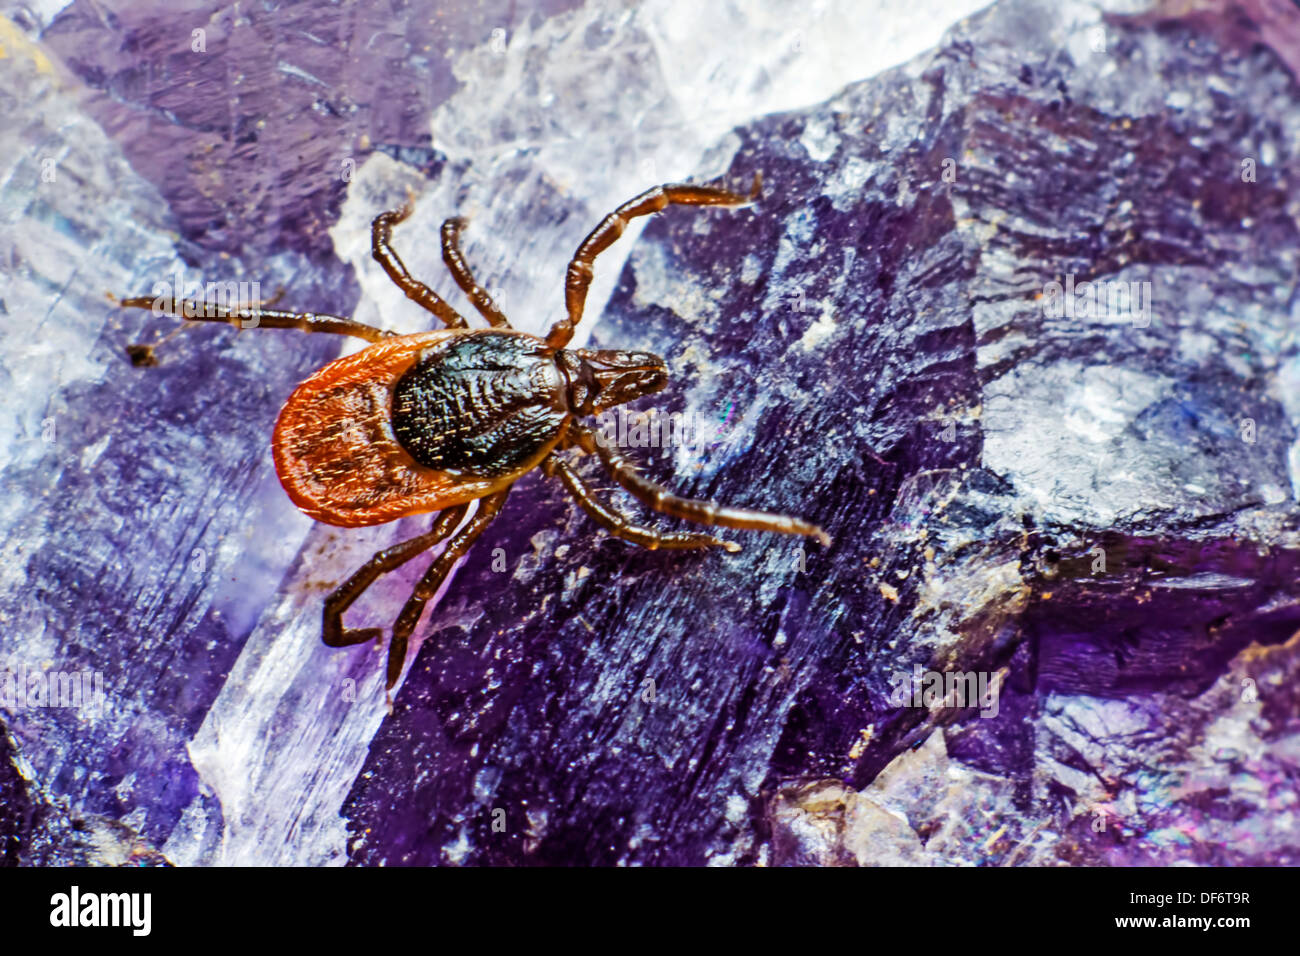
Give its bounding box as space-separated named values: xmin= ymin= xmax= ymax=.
xmin=570 ymin=423 xmax=830 ymax=547
xmin=372 ymin=204 xmax=470 ymax=329
xmin=546 ymin=173 xmax=761 ymax=348
xmin=542 ymin=455 xmax=738 ymax=551
xmin=118 ymin=296 xmax=391 ymax=343
xmin=385 ymin=488 xmax=512 ymax=690
xmin=440 ymin=218 xmax=511 ymax=328
xmin=322 ymin=504 xmax=471 ymax=650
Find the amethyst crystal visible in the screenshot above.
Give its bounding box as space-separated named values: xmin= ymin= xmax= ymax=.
xmin=2 ymin=0 xmax=1298 ymax=867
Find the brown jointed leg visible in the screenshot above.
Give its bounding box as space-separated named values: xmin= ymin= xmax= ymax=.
xmin=542 ymin=455 xmax=738 ymax=552
xmin=322 ymin=504 xmax=471 ymax=649
xmin=440 ymin=218 xmax=511 ymax=328
xmin=546 ymin=173 xmax=762 ymax=348
xmin=569 ymin=423 xmax=830 ymax=547
xmin=371 ymin=204 xmax=470 ymax=329
xmin=118 ymin=296 xmax=392 ymax=343
xmin=385 ymin=488 xmax=512 ymax=689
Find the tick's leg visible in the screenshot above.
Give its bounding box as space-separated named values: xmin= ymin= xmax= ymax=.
xmin=322 ymin=504 xmax=471 ymax=649
xmin=440 ymin=218 xmax=511 ymax=328
xmin=385 ymin=488 xmax=511 ymax=689
xmin=541 ymin=454 xmax=738 ymax=551
xmin=570 ymin=423 xmax=830 ymax=547
xmin=372 ymin=204 xmax=469 ymax=329
xmin=118 ymin=296 xmax=391 ymax=343
xmin=546 ymin=173 xmax=762 ymax=348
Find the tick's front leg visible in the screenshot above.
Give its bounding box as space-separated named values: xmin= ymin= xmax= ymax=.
xmin=547 ymin=173 xmax=762 ymax=349
xmin=570 ymin=423 xmax=830 ymax=547
xmin=542 ymin=454 xmax=738 ymax=551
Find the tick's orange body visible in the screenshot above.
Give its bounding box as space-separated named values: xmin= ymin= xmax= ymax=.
xmin=272 ymin=329 xmax=557 ymax=527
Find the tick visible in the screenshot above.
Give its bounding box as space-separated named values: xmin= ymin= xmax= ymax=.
xmin=119 ymin=176 xmax=830 ymax=691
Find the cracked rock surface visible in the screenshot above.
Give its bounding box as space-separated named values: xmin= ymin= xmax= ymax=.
xmin=2 ymin=0 xmax=1299 ymax=866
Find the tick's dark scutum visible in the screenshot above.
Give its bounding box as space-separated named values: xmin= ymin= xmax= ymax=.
xmin=391 ymin=333 xmax=570 ymax=477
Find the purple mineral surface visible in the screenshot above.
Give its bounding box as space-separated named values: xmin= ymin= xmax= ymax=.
xmin=2 ymin=0 xmax=1299 ymax=867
